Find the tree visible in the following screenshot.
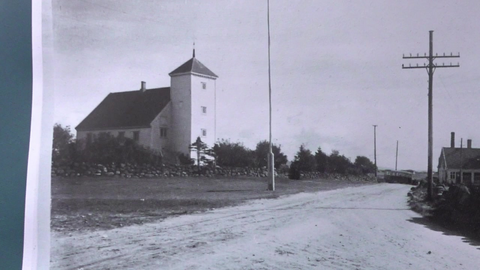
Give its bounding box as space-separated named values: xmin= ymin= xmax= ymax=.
xmin=294 ymin=144 xmax=316 ymax=172
xmin=254 ymin=140 xmax=288 ymax=169
xmin=314 ymin=147 xmax=328 ymax=173
xmin=328 ymin=150 xmax=352 ymax=174
xmin=52 ymin=124 xmax=75 ymax=166
xmin=213 ymin=139 xmax=254 ymax=167
xmin=354 ymin=156 xmax=377 ymax=174
xmin=190 ymin=137 xmax=213 ymax=171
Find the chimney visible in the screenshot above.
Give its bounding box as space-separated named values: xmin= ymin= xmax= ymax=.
xmin=467 ymin=139 xmax=472 ymax=149
xmin=451 ymin=132 xmax=455 ymax=148
xmin=140 ymin=81 xmax=146 ymax=92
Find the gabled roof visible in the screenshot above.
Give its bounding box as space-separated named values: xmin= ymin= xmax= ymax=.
xmin=169 ymin=57 xmax=218 ymax=78
xmin=440 ymin=147 xmax=480 ymax=170
xmin=76 ymin=87 xmax=170 ymax=131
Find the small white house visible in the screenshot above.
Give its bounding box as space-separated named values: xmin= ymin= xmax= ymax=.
xmin=76 ymin=50 xmax=218 ymax=162
xmin=438 ymin=132 xmax=480 ymax=185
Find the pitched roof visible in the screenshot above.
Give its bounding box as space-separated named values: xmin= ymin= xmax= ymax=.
xmin=76 ymin=87 xmax=170 ymax=131
xmin=441 ymin=147 xmax=480 ymax=170
xmin=169 ymin=57 xmax=218 ymax=78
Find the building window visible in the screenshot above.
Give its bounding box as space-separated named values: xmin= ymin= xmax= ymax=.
xmin=449 ymin=171 xmax=456 ymax=180
xmin=160 ymin=127 xmax=167 ymax=138
xmin=118 ymin=131 xmax=125 ymax=139
xmin=201 ymin=106 xmax=207 ymax=114
xmin=201 ymin=129 xmax=207 ymax=137
xmin=133 ymin=131 xmax=140 ymax=142
xmin=201 ymin=82 xmax=206 ymax=89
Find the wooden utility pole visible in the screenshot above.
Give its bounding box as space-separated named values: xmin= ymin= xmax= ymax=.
xmin=402 ymin=31 xmax=459 ymax=200
xmin=373 ymin=125 xmax=377 ymax=178
xmin=395 ymin=140 xmax=399 ymax=171
xmin=266 ymin=0 xmax=275 ymax=191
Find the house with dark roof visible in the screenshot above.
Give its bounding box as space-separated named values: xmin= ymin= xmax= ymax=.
xmin=76 ymin=50 xmax=218 ymax=162
xmin=438 ymin=132 xmax=480 ymax=185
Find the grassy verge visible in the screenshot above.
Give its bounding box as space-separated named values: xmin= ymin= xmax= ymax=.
xmin=52 ymin=176 xmax=374 ymax=233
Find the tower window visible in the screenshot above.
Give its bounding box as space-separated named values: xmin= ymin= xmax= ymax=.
xmin=160 ymin=127 xmax=168 ymax=138
xmin=201 ymin=106 xmax=207 ymax=114
xmin=201 ymin=129 xmax=207 ymax=137
xmin=201 ymin=82 xmax=206 ymax=89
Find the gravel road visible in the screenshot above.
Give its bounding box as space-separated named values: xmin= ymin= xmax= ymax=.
xmin=51 ymin=183 xmax=479 ymax=269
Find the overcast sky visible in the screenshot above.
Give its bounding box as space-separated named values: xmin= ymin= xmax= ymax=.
xmin=47 ymin=0 xmax=480 ymax=171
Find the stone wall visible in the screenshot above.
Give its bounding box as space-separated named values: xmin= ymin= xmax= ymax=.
xmin=51 ymin=162 xmax=376 ymax=182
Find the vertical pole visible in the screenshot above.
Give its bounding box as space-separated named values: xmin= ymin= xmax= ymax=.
xmin=373 ymin=125 xmax=377 ymax=179
xmin=395 ymin=140 xmax=399 ymax=171
xmin=427 ymin=30 xmax=434 ymax=201
xmin=267 ymin=0 xmax=275 ymax=190
xmin=460 ymin=138 xmax=463 ymax=183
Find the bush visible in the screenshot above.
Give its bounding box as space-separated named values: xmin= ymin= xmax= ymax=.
xmin=288 ymin=161 xmax=301 ymax=180
xmin=78 ymin=133 xmax=162 ymax=166
xmin=327 ymin=150 xmax=352 ymax=174
xmin=52 ymin=124 xmax=75 ymax=166
xmin=213 ymin=139 xmax=255 ymax=167
xmin=178 ymin=153 xmax=194 ymax=165
xmin=254 ymin=140 xmax=288 ymax=169
xmin=51 ymin=124 xmax=163 ymax=167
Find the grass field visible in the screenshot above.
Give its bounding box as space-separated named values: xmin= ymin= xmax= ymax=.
xmin=51 ymin=176 xmax=374 ymax=233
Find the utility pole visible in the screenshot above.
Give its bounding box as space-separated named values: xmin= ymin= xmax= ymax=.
xmin=373 ymin=125 xmax=377 ymax=179
xmin=402 ymin=30 xmax=460 ymax=200
xmin=266 ymin=0 xmax=275 ymax=191
xmin=395 ymin=140 xmax=399 ymax=171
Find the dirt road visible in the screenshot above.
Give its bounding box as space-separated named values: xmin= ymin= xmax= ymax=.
xmin=51 ymin=184 xmax=479 ymax=269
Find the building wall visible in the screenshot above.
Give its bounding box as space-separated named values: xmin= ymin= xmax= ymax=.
xmin=149 ymin=103 xmax=171 ymax=154
xmin=441 ymin=169 xmax=480 ymax=185
xmin=169 ymin=72 xmax=217 ymax=161
xmin=190 ymin=74 xmax=216 ymax=150
xmin=77 ymin=127 xmax=151 ymax=148
xmin=170 ymin=74 xmax=192 ymax=155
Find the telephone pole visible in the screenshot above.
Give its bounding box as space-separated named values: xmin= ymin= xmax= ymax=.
xmin=373 ymin=125 xmax=377 ymax=179
xmin=402 ymin=30 xmax=459 ymax=200
xmin=266 ymin=0 xmax=275 ymax=191
xmin=395 ymin=140 xmax=399 ymax=171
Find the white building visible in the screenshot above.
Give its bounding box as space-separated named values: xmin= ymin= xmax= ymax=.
xmin=76 ymin=50 xmax=218 ymax=162
xmin=438 ymin=132 xmax=480 ymax=185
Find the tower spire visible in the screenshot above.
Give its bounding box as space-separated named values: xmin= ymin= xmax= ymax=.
xmin=193 ymin=42 xmax=195 ymax=58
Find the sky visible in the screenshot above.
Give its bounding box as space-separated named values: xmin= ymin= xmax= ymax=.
xmin=45 ymin=0 xmax=480 ymax=171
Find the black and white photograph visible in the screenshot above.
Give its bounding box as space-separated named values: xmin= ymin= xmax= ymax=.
xmin=41 ymin=0 xmax=480 ymax=269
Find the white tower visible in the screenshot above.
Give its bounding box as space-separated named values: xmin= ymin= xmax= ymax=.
xmin=169 ymin=49 xmax=218 ymax=158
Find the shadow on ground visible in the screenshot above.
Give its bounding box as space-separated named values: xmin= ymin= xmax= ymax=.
xmin=408 ymin=216 xmax=480 ymax=250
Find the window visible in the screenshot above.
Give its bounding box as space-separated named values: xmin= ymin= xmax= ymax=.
xmin=201 ymin=82 xmax=206 ymax=89
xmin=449 ymin=171 xmax=456 ymax=180
xmin=201 ymin=106 xmax=207 ymax=114
xmin=133 ymin=131 xmax=140 ymax=142
xmin=118 ymin=131 xmax=125 ymax=139
xmin=160 ymin=127 xmax=167 ymax=138
xmin=201 ymin=129 xmax=207 ymax=137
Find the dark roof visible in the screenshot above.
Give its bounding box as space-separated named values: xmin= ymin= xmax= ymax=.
xmin=441 ymin=147 xmax=480 ymax=170
xmin=76 ymin=87 xmax=170 ymax=131
xmin=169 ymin=57 xmax=218 ymax=78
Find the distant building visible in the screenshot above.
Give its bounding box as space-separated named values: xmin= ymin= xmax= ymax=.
xmin=438 ymin=132 xmax=480 ymax=185
xmin=75 ymin=50 xmax=218 ymax=162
